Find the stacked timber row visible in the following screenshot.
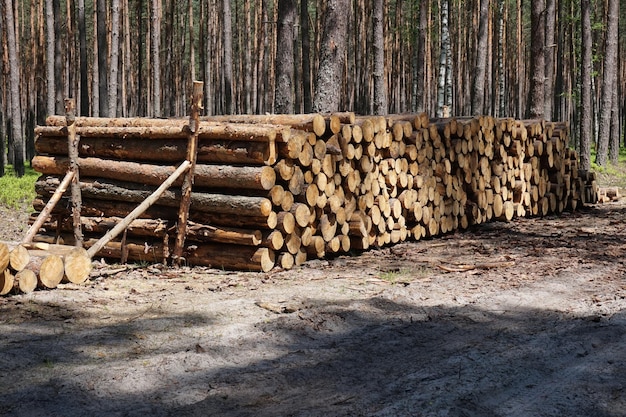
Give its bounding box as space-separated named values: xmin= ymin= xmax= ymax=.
xmin=0 ymin=242 xmax=92 ymax=295
xmin=29 ymin=112 xmax=597 ymax=274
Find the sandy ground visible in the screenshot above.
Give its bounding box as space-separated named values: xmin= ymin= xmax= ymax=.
xmin=1 ymin=199 xmax=625 ymax=417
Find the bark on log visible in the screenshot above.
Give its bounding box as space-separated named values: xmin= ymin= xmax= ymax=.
xmin=33 ymin=156 xmax=277 ymax=191
xmin=36 ymin=176 xmax=273 ymax=218
xmin=36 ymin=136 xmax=276 ymax=166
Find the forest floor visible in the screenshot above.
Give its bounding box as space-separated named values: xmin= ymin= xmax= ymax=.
xmin=1 ymin=186 xmax=626 ymax=416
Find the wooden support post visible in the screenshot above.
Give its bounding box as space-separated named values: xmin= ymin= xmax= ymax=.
xmin=86 ymin=160 xmax=191 ymax=258
xmin=173 ymin=81 xmax=204 ymax=265
xmin=22 ymin=170 xmax=75 ymax=244
xmin=65 ymin=98 xmax=83 ymax=247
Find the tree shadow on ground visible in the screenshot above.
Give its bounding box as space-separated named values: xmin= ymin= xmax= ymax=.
xmin=1 ymin=294 xmax=625 ymax=417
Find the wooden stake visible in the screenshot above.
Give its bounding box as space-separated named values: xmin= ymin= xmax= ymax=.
xmin=22 ymin=170 xmax=75 ymax=244
xmin=65 ymin=98 xmax=83 ymax=247
xmin=86 ymin=160 xmax=191 ymax=258
xmin=173 ymin=81 xmax=204 ymax=265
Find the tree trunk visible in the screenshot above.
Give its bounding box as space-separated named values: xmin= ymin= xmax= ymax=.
xmin=77 ymin=0 xmax=89 ymax=116
xmin=372 ymin=0 xmax=387 ymax=115
xmin=527 ymin=0 xmax=545 ymax=118
xmin=543 ymin=0 xmax=555 ymax=120
xmin=151 ymin=0 xmax=161 ymax=117
xmin=97 ymin=0 xmax=109 ymax=116
xmin=471 ymin=0 xmax=489 ymax=116
xmin=53 ymin=0 xmax=64 ymax=115
xmin=275 ymin=0 xmax=297 ymax=114
xmin=108 ymin=0 xmax=121 ymax=117
xmin=223 ymin=0 xmax=234 ymax=114
xmin=414 ymin=0 xmax=427 ymax=113
xmin=312 ymin=0 xmax=349 ymax=113
xmin=5 ymin=0 xmax=25 ymax=177
xmin=437 ymin=0 xmax=451 ymax=117
xmin=45 ymin=0 xmax=55 ymax=116
xmin=579 ymin=4 xmax=592 ymax=168
xmin=595 ymin=0 xmax=618 ymax=166
xmin=301 ymin=0 xmax=312 ymax=113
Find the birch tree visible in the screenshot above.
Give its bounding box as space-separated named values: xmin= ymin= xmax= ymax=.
xmin=437 ymin=0 xmax=452 ymax=117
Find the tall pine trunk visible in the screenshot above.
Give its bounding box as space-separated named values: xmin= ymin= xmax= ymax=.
xmin=109 ymin=0 xmax=121 ymax=117
xmin=471 ymin=0 xmax=489 ymax=116
xmin=45 ymin=0 xmax=55 ymax=116
xmin=301 ymin=0 xmax=312 ymax=113
xmin=544 ymin=0 xmax=555 ymax=120
xmin=372 ymin=0 xmax=387 ymax=115
xmin=595 ymin=0 xmax=618 ymax=166
xmin=5 ymin=0 xmax=25 ymax=176
xmin=223 ymin=0 xmax=234 ymax=114
xmin=78 ymin=0 xmax=89 ymax=116
xmin=527 ymin=0 xmax=545 ymax=118
xmin=151 ymin=0 xmax=161 ymax=117
xmin=274 ymin=0 xmax=296 ymax=114
xmin=312 ymin=0 xmax=349 ymax=113
xmin=579 ymin=0 xmax=592 ymax=171
xmin=97 ymin=0 xmax=108 ymax=115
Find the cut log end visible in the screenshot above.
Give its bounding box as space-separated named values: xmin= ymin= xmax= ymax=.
xmin=64 ymin=247 xmax=93 ymax=284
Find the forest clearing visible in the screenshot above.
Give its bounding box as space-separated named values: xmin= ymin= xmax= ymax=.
xmin=0 ymin=184 xmax=625 ymax=416
xmin=1 ymin=0 xmax=626 ymax=415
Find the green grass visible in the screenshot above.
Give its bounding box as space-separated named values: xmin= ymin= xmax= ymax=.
xmin=590 ymin=147 xmax=626 ymax=188
xmin=0 ymin=165 xmax=39 ymax=209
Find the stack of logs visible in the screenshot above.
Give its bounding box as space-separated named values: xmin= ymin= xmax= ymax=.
xmin=0 ymin=242 xmax=92 ymax=295
xmin=28 ymin=112 xmax=597 ymax=275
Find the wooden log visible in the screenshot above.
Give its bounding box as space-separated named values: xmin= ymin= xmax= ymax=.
xmin=185 ymin=244 xmax=275 ymax=272
xmin=86 ymin=160 xmax=191 ymax=258
xmin=9 ymin=244 xmax=30 ymax=272
xmin=14 ymin=269 xmax=37 ymax=294
xmin=37 ymin=121 xmax=284 ymax=143
xmin=36 ymin=136 xmax=277 ymax=166
xmin=37 ymin=255 xmax=65 ymax=289
xmin=63 ymin=247 xmax=93 ymax=284
xmin=36 ymin=175 xmax=273 ymax=218
xmin=33 ymin=197 xmax=279 ymax=230
xmin=33 ymin=156 xmax=277 ymax=191
xmin=0 ymin=269 xmax=14 ymax=295
xmin=23 ymin=170 xmax=75 ymax=243
xmin=201 ymin=113 xmax=326 ymax=136
xmin=0 ymin=243 xmax=10 ymax=271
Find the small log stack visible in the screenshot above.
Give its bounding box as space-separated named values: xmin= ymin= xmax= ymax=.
xmin=0 ymin=242 xmax=92 ymax=295
xmin=24 ymin=111 xmax=596 ymax=281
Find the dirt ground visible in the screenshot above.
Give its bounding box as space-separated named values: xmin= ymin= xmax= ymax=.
xmin=1 ymin=196 xmax=625 ymax=417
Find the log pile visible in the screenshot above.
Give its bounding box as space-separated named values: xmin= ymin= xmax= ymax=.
xmin=27 ymin=112 xmax=596 ymax=276
xmin=0 ymin=242 xmax=92 ymax=295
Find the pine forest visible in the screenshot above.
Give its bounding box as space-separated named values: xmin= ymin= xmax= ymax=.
xmin=0 ymin=0 xmax=624 ymax=178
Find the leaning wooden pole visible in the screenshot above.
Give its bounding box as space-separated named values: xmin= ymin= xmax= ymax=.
xmin=22 ymin=170 xmax=75 ymax=244
xmin=173 ymin=81 xmax=204 ymax=265
xmin=86 ymin=160 xmax=191 ymax=258
xmin=65 ymin=98 xmax=83 ymax=247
